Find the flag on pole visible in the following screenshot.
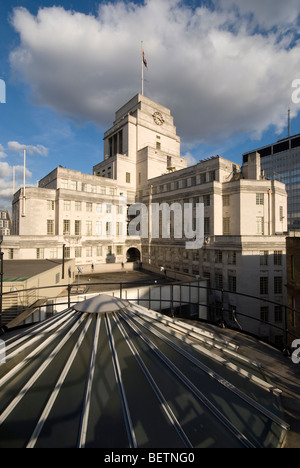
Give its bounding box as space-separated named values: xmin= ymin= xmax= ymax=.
xmin=142 ymin=50 xmax=148 ymax=69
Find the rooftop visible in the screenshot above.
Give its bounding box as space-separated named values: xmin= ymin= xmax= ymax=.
xmin=3 ymin=260 xmax=65 ymax=282
xmin=1 ymin=294 xmax=298 ymax=448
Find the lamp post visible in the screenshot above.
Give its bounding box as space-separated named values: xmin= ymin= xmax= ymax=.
xmin=0 ymin=235 xmax=3 ymax=329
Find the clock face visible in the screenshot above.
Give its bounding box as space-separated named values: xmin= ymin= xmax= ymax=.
xmin=153 ymin=111 xmax=164 ymax=125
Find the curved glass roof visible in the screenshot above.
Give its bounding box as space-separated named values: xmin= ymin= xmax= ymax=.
xmin=0 ymin=295 xmax=289 ymax=448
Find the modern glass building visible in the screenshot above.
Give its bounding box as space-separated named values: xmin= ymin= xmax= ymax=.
xmin=243 ymin=133 xmax=300 ymax=230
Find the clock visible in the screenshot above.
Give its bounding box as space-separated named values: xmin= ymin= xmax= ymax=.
xmin=153 ymin=111 xmax=164 ymax=125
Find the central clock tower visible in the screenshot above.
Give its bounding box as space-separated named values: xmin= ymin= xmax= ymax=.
xmin=93 ymin=94 xmax=187 ymax=191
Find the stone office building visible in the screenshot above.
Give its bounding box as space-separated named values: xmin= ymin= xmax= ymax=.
xmin=2 ymin=94 xmax=288 ymax=342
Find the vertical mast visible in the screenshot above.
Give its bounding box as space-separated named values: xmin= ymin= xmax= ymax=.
xmin=22 ymin=149 xmax=26 ymax=217
xmin=141 ymin=41 xmax=144 ymax=95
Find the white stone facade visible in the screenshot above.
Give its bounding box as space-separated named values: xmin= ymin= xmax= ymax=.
xmin=2 ymin=93 xmax=289 ymax=343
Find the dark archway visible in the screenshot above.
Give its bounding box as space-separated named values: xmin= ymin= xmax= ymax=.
xmin=126 ymin=247 xmax=141 ymax=263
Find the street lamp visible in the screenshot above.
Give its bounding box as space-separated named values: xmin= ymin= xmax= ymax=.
xmin=0 ymin=235 xmax=3 ymax=329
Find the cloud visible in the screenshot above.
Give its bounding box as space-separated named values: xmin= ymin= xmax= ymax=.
xmin=0 ymin=144 xmax=7 ymax=159
xmin=0 ymin=158 xmax=32 ymax=208
xmin=9 ymin=1 xmax=300 ymax=150
xmin=7 ymin=141 xmax=48 ymax=156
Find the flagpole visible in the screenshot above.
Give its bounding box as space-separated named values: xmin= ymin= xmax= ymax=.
xmin=141 ymin=41 xmax=144 ymax=95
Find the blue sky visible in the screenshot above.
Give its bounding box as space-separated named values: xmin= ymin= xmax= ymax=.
xmin=1 ymin=0 xmax=300 ymax=209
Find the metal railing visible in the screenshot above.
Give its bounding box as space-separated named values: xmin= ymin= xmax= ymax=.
xmin=0 ymin=279 xmax=299 ymax=350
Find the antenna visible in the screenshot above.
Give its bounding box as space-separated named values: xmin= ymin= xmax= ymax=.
xmin=22 ymin=149 xmax=26 ymax=217
xmin=288 ymin=108 xmax=291 ymax=138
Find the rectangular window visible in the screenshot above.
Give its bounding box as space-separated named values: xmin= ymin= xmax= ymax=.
xmin=86 ymin=246 xmax=92 ymax=258
xmin=36 ymin=248 xmax=44 ymax=259
xmin=260 ymin=306 xmax=269 ymax=323
xmin=274 ymin=276 xmax=283 ymax=295
xmin=61 ymin=179 xmax=68 ymax=189
xmin=228 ymin=251 xmax=236 ymax=265
xmin=203 ymin=195 xmax=210 ymax=206
xmin=86 ymin=202 xmax=93 ymax=212
xmin=260 ymin=251 xmax=268 ymax=266
xmin=223 ymin=217 xmax=231 ymax=235
xmin=75 ymin=247 xmax=82 ymax=258
xmin=64 ymin=247 xmax=71 ymax=259
xmin=116 ymin=245 xmax=123 ymax=255
xmin=75 ymin=220 xmax=81 ymax=236
xmin=47 ymin=200 xmax=55 ymax=211
xmin=86 ymin=221 xmax=92 ymax=236
xmin=215 ymin=250 xmax=222 ymax=263
xmin=75 ymin=201 xmax=82 ymax=211
xmin=256 ymin=217 xmax=264 ymax=235
xmin=223 ymin=195 xmax=230 ymax=206
xmin=274 ymin=251 xmax=282 ymax=266
xmin=228 ymin=275 xmax=236 ymax=293
xmin=49 ymin=248 xmax=58 ymax=259
xmin=256 ymin=193 xmax=264 ymax=205
xmin=8 ymin=248 xmax=14 ymax=260
xmin=47 ymin=220 xmax=54 ymax=235
xmin=215 ymin=274 xmax=223 ymax=289
xmin=96 ymin=221 xmax=102 ymax=236
xmin=64 ymin=200 xmax=71 ymax=211
xmin=63 ymin=220 xmax=70 ymax=235
xmin=260 ymin=277 xmax=269 ymax=295
xmin=126 ymin=172 xmax=131 ymax=183
xmin=274 ymin=306 xmax=283 ymax=323
xmin=97 ymin=246 xmax=103 ymax=257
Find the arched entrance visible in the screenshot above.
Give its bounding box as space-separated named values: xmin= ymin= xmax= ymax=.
xmin=126 ymin=247 xmax=141 ymax=263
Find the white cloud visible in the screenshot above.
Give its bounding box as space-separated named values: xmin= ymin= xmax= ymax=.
xmin=0 ymin=144 xmax=7 ymax=159
xmin=9 ymin=1 xmax=300 ymax=150
xmin=7 ymin=141 xmax=48 ymax=156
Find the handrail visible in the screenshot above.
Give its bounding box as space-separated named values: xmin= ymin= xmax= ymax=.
xmin=1 ymin=279 xmax=299 ymax=348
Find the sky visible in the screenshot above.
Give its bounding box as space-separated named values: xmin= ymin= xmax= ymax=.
xmin=1 ymin=0 xmax=300 ymax=209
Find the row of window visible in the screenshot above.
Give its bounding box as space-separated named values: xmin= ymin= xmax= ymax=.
xmin=153 ymin=171 xmax=217 ymax=194
xmin=47 ymin=219 xmax=126 ymax=237
xmin=36 ymin=245 xmax=123 ymax=260
xmin=60 ymin=179 xmax=117 ymax=194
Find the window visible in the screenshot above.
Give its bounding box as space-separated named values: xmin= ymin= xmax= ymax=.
xmin=209 ymin=171 xmax=216 ymax=182
xmin=191 ymin=176 xmax=196 ymax=186
xmin=260 ymin=306 xmax=269 ymax=322
xmin=63 ymin=220 xmax=70 ymax=235
xmin=86 ymin=221 xmax=92 ymax=236
xmin=55 ymin=273 xmax=60 ymax=284
xmin=64 ymin=247 xmax=71 ymax=259
xmin=256 ymin=217 xmax=264 ymax=235
xmin=215 ymin=250 xmax=223 ymax=263
xmin=280 ymin=206 xmax=284 ymax=221
xmin=215 ymin=274 xmax=223 ymax=289
xmin=126 ymin=172 xmax=131 ymax=183
xmin=106 ymin=222 xmax=111 ymax=236
xmin=8 ymin=248 xmax=14 ymax=260
xmin=86 ymin=246 xmax=92 ymax=258
xmin=116 ymin=222 xmax=123 ymax=236
xmin=223 ymin=217 xmax=231 ymax=235
xmin=200 ymin=173 xmax=206 ymax=184
xmin=256 ymin=193 xmax=264 ymax=205
xmin=96 ymin=221 xmax=102 ymax=236
xmin=86 ymin=202 xmax=93 ymax=212
xmin=75 ymin=220 xmax=81 ymax=236
xmin=291 ymin=255 xmax=295 ymax=280
xmin=96 ymin=203 xmax=102 ymax=214
xmin=75 ymin=247 xmax=82 ymax=258
xmin=36 ymin=248 xmax=44 ymax=259
xmin=49 ymin=248 xmax=58 ymax=259
xmin=47 ymin=220 xmax=54 ymax=236
xmin=274 ymin=306 xmax=283 ymax=323
xmin=70 ymin=181 xmax=78 ymax=191
xmin=61 ymin=179 xmax=68 ymax=189
xmin=64 ymin=200 xmax=71 ymax=211
xmin=260 ymin=277 xmax=268 ymax=295
xmin=97 ymin=246 xmax=103 ymax=257
xmin=116 ymin=245 xmax=123 ymax=255
xmin=75 ymin=201 xmax=82 ymax=211
xmin=203 ymin=195 xmax=210 ymax=206
xmin=91 ymin=185 xmax=97 ymax=193
xmin=47 ymin=200 xmax=55 ymax=210
xmin=223 ymin=195 xmax=230 ymax=206
xmin=106 ymin=204 xmax=112 ymax=214
xmin=274 ymin=251 xmax=282 ymax=266
xmin=156 ymin=141 xmax=161 ymax=150
xmin=228 ymin=251 xmax=236 ymax=265
xmin=260 ymin=251 xmax=268 ymax=266
xmin=228 ymin=275 xmax=237 ymax=293
xmin=274 ymin=276 xmax=283 ymax=295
